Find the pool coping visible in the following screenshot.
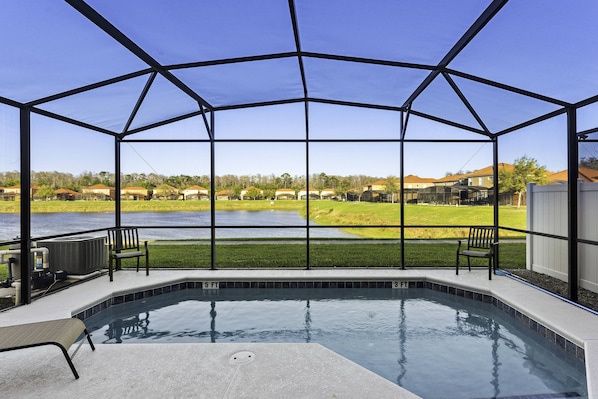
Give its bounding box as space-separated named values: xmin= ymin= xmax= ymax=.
xmin=1 ymin=268 xmax=597 ymax=397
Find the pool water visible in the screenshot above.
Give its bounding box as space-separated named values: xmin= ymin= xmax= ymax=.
xmin=84 ymin=288 xmax=587 ymax=399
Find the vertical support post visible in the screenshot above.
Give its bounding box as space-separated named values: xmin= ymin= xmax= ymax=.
xmin=210 ymin=111 xmax=216 ymax=270
xmin=492 ymin=137 xmax=499 ymax=274
xmin=114 ymin=137 xmax=123 ymax=271
xmin=399 ymin=110 xmax=406 ymax=269
xmin=526 ymin=182 xmax=535 ymax=271
xmin=19 ymin=107 xmax=32 ymax=305
xmin=114 ymin=136 xmax=121 ymax=228
xmin=567 ymin=106 xmax=578 ymax=302
xmin=304 ymin=100 xmax=310 ymax=270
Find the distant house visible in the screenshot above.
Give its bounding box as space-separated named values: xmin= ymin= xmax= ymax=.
xmin=297 ymin=187 xmax=319 ymax=200
xmin=431 ymin=173 xmax=476 ymax=205
xmin=183 ymin=185 xmax=209 ymax=200
xmin=425 ymin=163 xmax=516 ymax=205
xmin=4 ymin=184 xmax=40 ymax=201
xmin=362 ymin=179 xmax=385 ymax=202
xmin=548 ymin=167 xmax=598 ymax=184
xmin=81 ymin=184 xmax=116 ymax=200
xmin=464 ymin=163 xmax=517 ymax=205
xmin=361 ymin=189 xmax=380 ymax=202
xmin=433 ymin=173 xmax=468 ymax=188
xmin=362 ymin=177 xmax=435 ymax=203
xmin=319 ymin=188 xmax=336 ymax=200
xmin=121 ymin=186 xmax=150 ymax=200
xmin=240 ymin=186 xmax=264 ymax=200
xmin=417 ymin=185 xmax=458 ymax=205
xmin=403 ymin=174 xmax=435 ymax=189
xmin=363 ymin=179 xmax=387 ymax=193
xmin=275 ymin=188 xmax=296 ymax=200
xmin=0 ymin=185 xmax=14 ymax=201
xmin=465 ymin=163 xmax=514 ymax=189
xmin=215 ymin=189 xmax=234 ymax=200
xmin=152 ymin=184 xmax=179 ymax=200
xmin=346 ymin=190 xmax=361 ymax=202
xmin=55 ymin=188 xmax=79 ymax=201
xmin=403 ymin=175 xmax=436 ymax=203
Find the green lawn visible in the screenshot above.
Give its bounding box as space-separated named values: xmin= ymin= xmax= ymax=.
xmin=305 ymin=202 xmax=525 ymax=238
xmin=0 ymin=241 xmax=526 ymax=281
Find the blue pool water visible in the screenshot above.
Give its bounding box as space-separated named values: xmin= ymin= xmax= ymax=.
xmin=84 ymin=288 xmax=587 ymax=399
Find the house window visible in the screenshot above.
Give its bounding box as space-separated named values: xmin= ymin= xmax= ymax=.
xmin=478 ymin=177 xmax=483 ymax=185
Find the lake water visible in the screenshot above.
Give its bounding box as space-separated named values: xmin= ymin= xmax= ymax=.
xmin=0 ymin=211 xmax=359 ymax=241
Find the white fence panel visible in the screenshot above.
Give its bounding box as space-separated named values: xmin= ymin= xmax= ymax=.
xmin=527 ymin=181 xmax=598 ymax=293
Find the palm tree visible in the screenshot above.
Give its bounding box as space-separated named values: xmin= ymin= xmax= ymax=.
xmin=280 ymin=172 xmax=292 ymax=188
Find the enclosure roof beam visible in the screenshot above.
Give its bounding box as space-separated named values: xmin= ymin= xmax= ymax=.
xmin=575 ymin=93 xmax=598 ymax=109
xmin=112 ymin=111 xmax=206 ymax=136
xmin=66 ymin=0 xmax=213 ymax=111
xmin=0 ymin=95 xmax=24 ymax=109
xmin=446 ymin=68 xmax=570 ymax=107
xmin=408 ymin=109 xmax=487 ymax=135
xmin=212 ymin=97 xmax=406 ymax=113
xmin=402 ymin=0 xmax=509 ymax=108
xmin=121 ymin=72 xmax=157 ymax=137
xmin=442 ymin=72 xmax=490 ymax=134
xmin=168 ymin=51 xmax=434 ymax=73
xmin=288 ymin=0 xmax=308 ymax=100
xmin=494 ymin=108 xmax=568 ymax=137
xmin=30 ymin=107 xmax=117 ymax=136
xmin=25 ymin=69 xmax=153 ymax=107
xmin=578 ymin=127 xmax=598 ymax=138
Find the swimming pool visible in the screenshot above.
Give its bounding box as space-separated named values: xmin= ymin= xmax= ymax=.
xmin=83 ymin=287 xmax=587 ymax=399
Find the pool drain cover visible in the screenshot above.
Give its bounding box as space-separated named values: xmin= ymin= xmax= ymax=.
xmin=229 ymin=351 xmax=256 ymax=366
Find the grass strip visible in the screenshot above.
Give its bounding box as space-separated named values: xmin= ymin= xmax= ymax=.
xmin=116 ymin=241 xmax=527 ymax=270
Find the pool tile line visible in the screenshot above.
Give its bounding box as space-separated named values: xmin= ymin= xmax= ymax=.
xmin=427 ymin=281 xmax=586 ymax=365
xmin=72 ymin=279 xmax=585 ymax=365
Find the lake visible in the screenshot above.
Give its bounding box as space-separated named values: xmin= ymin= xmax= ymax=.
xmin=0 ymin=210 xmax=359 ymax=241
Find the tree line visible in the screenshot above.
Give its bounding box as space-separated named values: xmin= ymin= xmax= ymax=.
xmin=0 ymin=170 xmax=382 ymax=198
xmin=2 ymin=155 xmax=594 ymax=202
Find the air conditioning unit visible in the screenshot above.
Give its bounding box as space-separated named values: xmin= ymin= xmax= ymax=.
xmin=37 ymin=236 xmax=107 ymax=275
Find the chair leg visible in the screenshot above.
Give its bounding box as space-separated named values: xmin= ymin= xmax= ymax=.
xmin=109 ymin=257 xmax=113 ymax=282
xmin=85 ymin=329 xmax=96 ymax=351
xmin=145 ymin=255 xmax=149 ymax=276
xmin=467 ymin=256 xmax=471 ymax=271
xmin=456 ymin=254 xmax=460 ymax=275
xmin=60 ymin=346 xmax=80 ymax=379
xmin=488 ymin=257 xmax=492 ymax=280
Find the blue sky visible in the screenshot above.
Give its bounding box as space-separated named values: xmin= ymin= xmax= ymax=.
xmin=15 ymin=108 xmax=569 ymax=180
xmin=0 ymin=1 xmax=596 ymax=180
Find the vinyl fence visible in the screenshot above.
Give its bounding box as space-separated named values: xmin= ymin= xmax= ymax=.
xmin=527 ymin=181 xmax=598 ymax=293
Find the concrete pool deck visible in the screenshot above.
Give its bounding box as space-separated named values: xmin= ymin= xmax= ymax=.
xmin=0 ymin=268 xmax=597 ymax=398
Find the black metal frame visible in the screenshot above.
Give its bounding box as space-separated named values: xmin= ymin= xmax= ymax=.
xmin=0 ymin=0 xmax=595 ymax=303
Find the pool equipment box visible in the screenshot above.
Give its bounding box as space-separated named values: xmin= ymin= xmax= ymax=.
xmin=37 ymin=236 xmax=106 ymax=275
